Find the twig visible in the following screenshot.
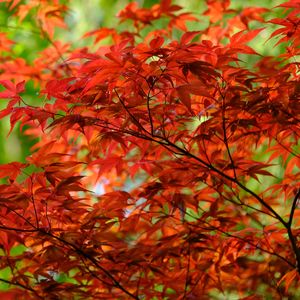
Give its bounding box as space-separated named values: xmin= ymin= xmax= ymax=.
xmin=0 ymin=277 xmax=43 ymax=299
xmin=288 ymin=189 xmax=300 ymax=227
xmin=41 ymin=230 xmax=139 ymax=299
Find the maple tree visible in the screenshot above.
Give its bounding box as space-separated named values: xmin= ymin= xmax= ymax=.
xmin=0 ymin=0 xmax=299 ymax=298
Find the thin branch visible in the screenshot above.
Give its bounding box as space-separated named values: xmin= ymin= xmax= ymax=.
xmin=163 ymin=136 xmax=285 ymax=223
xmin=169 ymin=212 xmax=295 ymax=269
xmin=275 ymin=137 xmax=300 ymax=159
xmin=91 ymin=110 xmax=300 ymax=273
xmin=92 ymin=114 xmax=288 ymax=226
xmin=220 ymin=89 xmax=238 ymax=180
xmin=287 ymin=227 xmax=300 ymax=272
xmin=3 ymin=205 xmax=36 ymax=228
xmin=0 ymin=277 xmax=43 ymax=299
xmin=41 ymin=230 xmax=139 ymax=299
xmin=288 ymin=189 xmax=300 ymax=227
xmin=114 ymin=88 xmax=151 ymax=136
xmin=146 ymin=89 xmax=154 ymax=136
xmin=183 ymin=241 xmax=191 ymax=299
xmin=29 ymin=176 xmax=39 ymax=228
xmin=0 ymin=225 xmax=38 ymax=232
xmin=37 ymin=21 xmax=74 ymax=77
xmin=287 ymin=189 xmax=300 ymax=272
xmin=80 ymin=258 xmax=114 ymax=287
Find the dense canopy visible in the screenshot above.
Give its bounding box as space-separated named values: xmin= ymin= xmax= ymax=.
xmin=0 ymin=0 xmax=299 ymax=299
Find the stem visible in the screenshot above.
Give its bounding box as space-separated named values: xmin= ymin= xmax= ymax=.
xmin=287 ymin=227 xmax=300 ymax=272
xmin=163 ymin=137 xmax=285 ymax=223
xmin=221 ymin=91 xmax=237 ymax=180
xmin=287 ymin=189 xmax=300 ymax=272
xmin=170 ymin=212 xmax=295 ymax=268
xmin=41 ymin=230 xmax=139 ymax=299
xmin=288 ymin=189 xmax=300 ymax=227
xmin=0 ymin=277 xmax=43 ymax=299
xmin=183 ymin=241 xmax=191 ymax=299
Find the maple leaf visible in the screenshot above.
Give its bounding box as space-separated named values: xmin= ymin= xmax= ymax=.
xmin=230 ymin=28 xmax=265 ymax=54
xmin=0 ymin=80 xmax=25 ymax=101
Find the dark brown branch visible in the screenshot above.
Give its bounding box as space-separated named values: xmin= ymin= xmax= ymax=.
xmin=29 ymin=176 xmax=39 ymax=229
xmin=114 ymin=88 xmax=151 ymax=136
xmin=220 ymin=90 xmax=238 ymax=180
xmin=41 ymin=230 xmax=139 ymax=299
xmin=162 ymin=137 xmax=285 ymax=223
xmin=287 ymin=189 xmax=300 ymax=272
xmin=288 ymin=189 xmax=300 ymax=227
xmin=169 ymin=212 xmax=295 ymax=269
xmin=287 ymin=227 xmax=300 ymax=272
xmin=0 ymin=225 xmax=38 ymax=232
xmin=275 ymin=137 xmax=300 ymax=159
xmin=0 ymin=277 xmax=43 ymax=299
xmin=183 ymin=241 xmax=191 ymax=299
xmin=37 ymin=21 xmax=74 ymax=77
